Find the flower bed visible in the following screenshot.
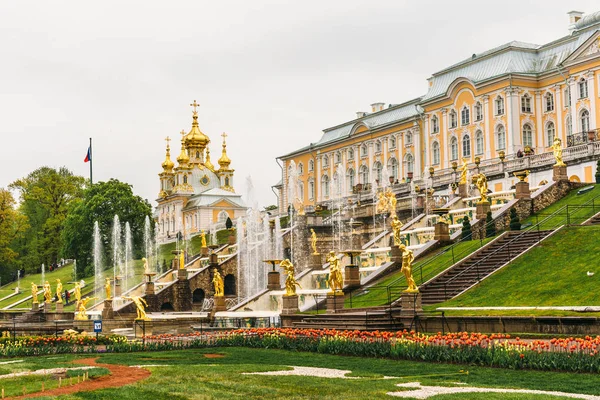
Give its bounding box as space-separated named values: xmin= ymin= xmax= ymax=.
xmin=0 ymin=334 xmax=127 ymax=357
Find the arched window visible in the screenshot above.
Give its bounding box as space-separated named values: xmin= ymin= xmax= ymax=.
xmin=566 ymin=115 xmax=572 ymax=136
xmin=218 ymin=210 xmax=229 ymax=224
xmin=390 ymin=136 xmax=397 ymax=149
xmin=449 ymin=110 xmax=457 ymax=129
xmin=346 ymin=168 xmax=355 ymax=189
xmin=450 ymin=137 xmax=458 ymax=160
xmin=475 ymin=130 xmax=484 ymax=155
xmin=462 ymin=134 xmax=471 ymax=157
xmin=579 ymin=78 xmax=588 ymax=99
xmin=308 ymin=159 xmax=314 ymax=172
xmin=495 ymin=96 xmax=505 ymax=115
xmin=298 ymin=163 xmax=304 ymax=175
xmin=546 ymin=122 xmax=555 ymax=146
xmin=321 ymin=175 xmax=330 ymax=197
xmin=359 ymin=165 xmax=369 ymax=184
xmin=335 ymin=152 xmax=341 ymax=164
xmin=323 ymin=155 xmax=329 ymax=168
xmin=298 ymin=181 xmax=304 ymax=200
xmin=496 ymin=125 xmax=506 ymax=150
xmin=183 ymin=175 xmax=188 ymax=184
xmin=196 ymin=151 xmax=200 ymax=158
xmin=521 ymin=94 xmax=532 ymax=113
xmin=375 ymin=140 xmax=382 ymax=153
xmin=432 ymin=141 xmax=440 ymax=165
xmin=461 ymin=106 xmax=470 ymax=126
xmin=431 ymin=115 xmax=439 ymax=133
xmin=360 ymin=144 xmax=368 ymax=157
xmin=545 ymin=93 xmax=554 ymax=112
xmin=405 ymin=133 xmax=413 ymax=145
xmin=373 ymin=161 xmax=383 ymax=184
xmin=347 ymin=148 xmax=354 ymax=160
xmin=474 ymin=102 xmax=483 ymax=121
xmin=581 ymin=109 xmax=590 ymax=132
xmin=565 ymin=87 xmax=572 ymax=106
xmin=405 ymin=154 xmax=414 ymax=174
xmin=387 ymin=158 xmax=398 ymax=181
xmin=522 ymin=124 xmax=533 ymax=148
xmin=308 ymin=179 xmax=315 ymax=199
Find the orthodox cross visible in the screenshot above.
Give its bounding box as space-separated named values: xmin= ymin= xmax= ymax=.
xmin=165 ymin=136 xmax=171 ymax=148
xmin=221 ymin=132 xmax=228 ymax=143
xmin=190 ymin=100 xmax=200 ymax=113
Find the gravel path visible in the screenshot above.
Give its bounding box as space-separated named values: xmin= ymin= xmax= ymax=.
xmin=244 ymin=366 xmax=359 ymax=379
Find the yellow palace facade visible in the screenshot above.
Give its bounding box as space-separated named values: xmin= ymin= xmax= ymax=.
xmin=276 ymin=10 xmax=600 ymax=211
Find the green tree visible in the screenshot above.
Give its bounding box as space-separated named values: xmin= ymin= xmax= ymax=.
xmin=461 ymin=216 xmax=472 ymax=240
xmin=485 ymin=211 xmax=496 ymax=237
xmin=62 ymin=179 xmax=153 ymax=278
xmin=0 ymin=189 xmax=29 ymax=283
xmin=10 ymin=167 xmax=85 ymax=272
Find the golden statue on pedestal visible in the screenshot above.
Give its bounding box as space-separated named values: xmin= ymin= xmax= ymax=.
xmin=74 ymin=297 xmax=95 ymax=320
xmin=74 ymin=282 xmax=82 ymax=303
xmin=386 ymin=188 xmax=397 ymax=216
xmin=376 ymin=191 xmax=388 ymax=214
xmin=201 ymin=230 xmax=207 ymax=248
xmin=212 ymin=268 xmax=224 ymax=297
xmin=43 ymin=281 xmax=52 ymax=303
xmin=310 ymin=229 xmax=318 ymax=255
xmin=279 ymin=259 xmax=301 ymax=296
xmin=104 ymin=278 xmax=112 ymax=299
xmin=390 ymin=215 xmax=403 ymax=246
xmin=179 ymin=251 xmax=185 ymax=269
xmin=459 ymin=158 xmax=468 ymax=185
xmin=55 ymin=279 xmax=63 ymax=304
xmin=552 ymin=137 xmax=566 ymax=167
xmin=399 ymin=244 xmax=418 ymax=293
xmin=471 ymin=173 xmax=489 ymax=203
xmin=123 ymin=296 xmax=150 ymax=320
xmin=31 ymin=283 xmax=38 ymax=304
xmin=326 ymin=251 xmax=343 ymax=294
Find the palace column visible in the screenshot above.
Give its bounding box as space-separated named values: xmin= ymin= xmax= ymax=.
xmin=482 ymin=96 xmax=491 ymax=159
xmin=441 ymin=108 xmax=449 ymax=168
xmin=368 ymin=141 xmax=374 ymax=184
xmin=555 ymin=84 xmax=564 ymax=143
xmin=316 ymin=154 xmax=322 ymax=202
xmin=535 ymin=90 xmax=544 ymax=151
xmin=588 ymin=72 xmax=597 ymax=130
xmin=569 ymin=77 xmax=577 ymax=136
xmin=506 ymin=87 xmax=520 ymax=155
xmin=413 ymin=122 xmax=422 ymax=180
xmin=423 ymin=115 xmax=430 ymax=168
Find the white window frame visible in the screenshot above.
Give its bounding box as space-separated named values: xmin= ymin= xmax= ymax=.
xmin=461 ymin=106 xmax=470 ymax=126
xmin=432 ymin=141 xmax=440 ymax=165
xmin=495 ymin=96 xmax=505 ymax=115
xmin=546 ymin=121 xmax=555 ymax=146
xmin=450 ymin=137 xmax=458 ymax=160
xmin=522 ymin=124 xmax=533 ymax=147
xmin=462 ymin=134 xmax=471 ymax=157
xmin=475 ymin=102 xmax=483 ymax=121
xmin=475 ymin=130 xmax=484 ymax=155
xmin=545 ymin=93 xmax=554 ymax=112
xmin=521 ymin=94 xmax=532 ymax=113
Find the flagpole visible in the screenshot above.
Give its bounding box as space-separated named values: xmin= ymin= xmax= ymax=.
xmin=89 ymin=137 xmax=93 ymax=185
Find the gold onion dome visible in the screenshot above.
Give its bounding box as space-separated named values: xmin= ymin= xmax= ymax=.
xmin=218 ymin=132 xmax=231 ymax=169
xmin=185 ymin=111 xmax=210 ymax=149
xmin=161 ymin=137 xmax=174 ymax=172
xmin=176 ymin=131 xmax=190 ymax=166
xmin=204 ymin=147 xmax=215 ymax=171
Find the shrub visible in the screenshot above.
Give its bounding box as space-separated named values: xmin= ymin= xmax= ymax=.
xmin=485 ymin=211 xmax=496 ymax=237
xmin=461 ymin=216 xmax=472 ymax=240
xmin=510 ymin=208 xmax=521 ymax=231
xmin=225 ymin=217 xmax=233 ymax=230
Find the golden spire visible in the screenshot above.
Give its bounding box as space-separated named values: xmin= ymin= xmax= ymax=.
xmin=184 ymin=100 xmax=209 ymax=150
xmin=161 ymin=136 xmax=174 ymax=172
xmin=218 ymin=132 xmax=231 ymax=169
xmin=204 ymin=147 xmax=215 ymax=171
xmin=176 ymin=130 xmax=190 ymax=167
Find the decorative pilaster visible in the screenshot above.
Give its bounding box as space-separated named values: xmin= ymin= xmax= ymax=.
xmin=482 ymin=96 xmax=491 ymax=159
xmin=534 ymin=90 xmax=543 ymax=151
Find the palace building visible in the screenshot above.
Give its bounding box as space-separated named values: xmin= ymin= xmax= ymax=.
xmin=276 ymin=10 xmax=600 ymax=211
xmin=155 ymin=101 xmax=246 ymax=243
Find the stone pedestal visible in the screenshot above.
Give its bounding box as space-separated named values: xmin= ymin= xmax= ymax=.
xmin=433 ymin=222 xmax=450 ymax=242
xmin=515 ymin=181 xmax=530 ymax=200
xmin=281 ymin=294 xmax=299 ymax=315
xmin=309 ymin=253 xmax=322 ymax=269
xmin=144 ymin=273 xmax=156 ymax=295
xmin=267 ymin=271 xmax=281 ymax=290
xmin=391 ymin=245 xmax=403 ymax=264
xmin=475 ymin=201 xmax=491 ymax=220
xmin=102 ymin=299 xmax=114 ymax=320
xmin=31 ymin=302 xmax=39 ymax=312
xmin=344 ymin=264 xmax=360 ymax=288
xmin=209 ymin=253 xmax=218 ymax=265
xmin=458 ymin=183 xmax=468 ymax=198
xmin=213 ymin=296 xmax=227 ymax=313
xmin=326 ymin=293 xmax=344 ymax=313
xmin=399 ymin=292 xmax=423 ymax=317
xmin=177 ymin=268 xmax=188 ymax=281
xmin=201 ymin=246 xmax=209 ymax=257
xmin=43 ymin=302 xmax=51 ymax=313
xmin=55 ymin=302 xmax=63 ymax=313
xmin=553 ymin=165 xmax=568 ymax=182
xmin=114 ymin=277 xmax=122 ymax=297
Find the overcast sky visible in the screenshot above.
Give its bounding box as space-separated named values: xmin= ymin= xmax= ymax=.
xmin=1 ymin=1 xmax=598 ymax=208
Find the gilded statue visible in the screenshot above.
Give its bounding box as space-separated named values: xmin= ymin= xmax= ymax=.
xmin=43 ymin=281 xmax=52 ymax=303
xmin=74 ymin=282 xmax=82 ymax=303
xmin=293 ymin=197 xmax=305 ymax=216
xmin=376 ymin=191 xmax=388 ymax=213
xmin=552 ymin=137 xmax=566 ymax=167
xmin=279 ymin=259 xmax=301 ymax=296
xmin=104 ymin=278 xmax=112 ymax=299
xmin=142 ymin=257 xmax=149 ymax=273
xmin=74 ymin=297 xmax=95 ymax=320
xmin=201 ymin=230 xmax=207 ymax=248
xmin=123 ymin=296 xmax=150 ymax=320
xmin=386 ymin=188 xmax=397 ymax=216
xmin=459 ymin=158 xmax=468 ymax=185
xmin=212 ymin=268 xmax=224 ymax=297
xmin=31 ymin=282 xmax=38 ymax=304
xmin=310 ymin=229 xmax=318 ymax=255
xmin=390 ymin=215 xmax=403 ymax=246
xmin=399 ymin=244 xmax=418 ymax=293
xmin=55 ymin=279 xmax=63 ymax=304
xmin=471 ymin=173 xmax=489 ymax=203
xmin=179 ymin=251 xmax=185 ymax=269
xmin=326 ymin=251 xmax=344 ymax=294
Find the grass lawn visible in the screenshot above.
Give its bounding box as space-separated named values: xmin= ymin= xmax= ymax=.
xmin=6 ymin=347 xmax=600 ymax=399
xmin=431 ymin=225 xmax=600 ymax=316
xmin=346 ymin=238 xmax=493 ymax=308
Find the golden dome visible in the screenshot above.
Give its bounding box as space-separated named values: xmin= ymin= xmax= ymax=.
xmin=218 ymin=132 xmax=231 ymax=169
xmin=161 ymin=136 xmax=174 ymax=172
xmin=176 ymin=133 xmax=190 ymax=167
xmin=185 ymin=111 xmax=210 ymax=149
xmin=204 ymin=147 xmax=215 ymax=171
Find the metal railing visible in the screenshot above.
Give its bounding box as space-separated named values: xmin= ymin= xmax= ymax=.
xmin=567 ymin=128 xmax=600 ymax=147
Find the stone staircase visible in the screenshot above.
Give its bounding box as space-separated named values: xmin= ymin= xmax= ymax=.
xmin=585 ymin=212 xmax=600 ymax=225
xmin=419 ymin=230 xmax=553 ymax=305
xmin=292 ymin=307 xmax=403 ymax=331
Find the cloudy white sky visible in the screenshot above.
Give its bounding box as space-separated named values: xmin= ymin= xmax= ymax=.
xmin=1 ymin=1 xmax=598 ymax=208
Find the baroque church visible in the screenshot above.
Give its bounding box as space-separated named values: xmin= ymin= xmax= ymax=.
xmin=155 ymin=101 xmax=246 ymax=244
